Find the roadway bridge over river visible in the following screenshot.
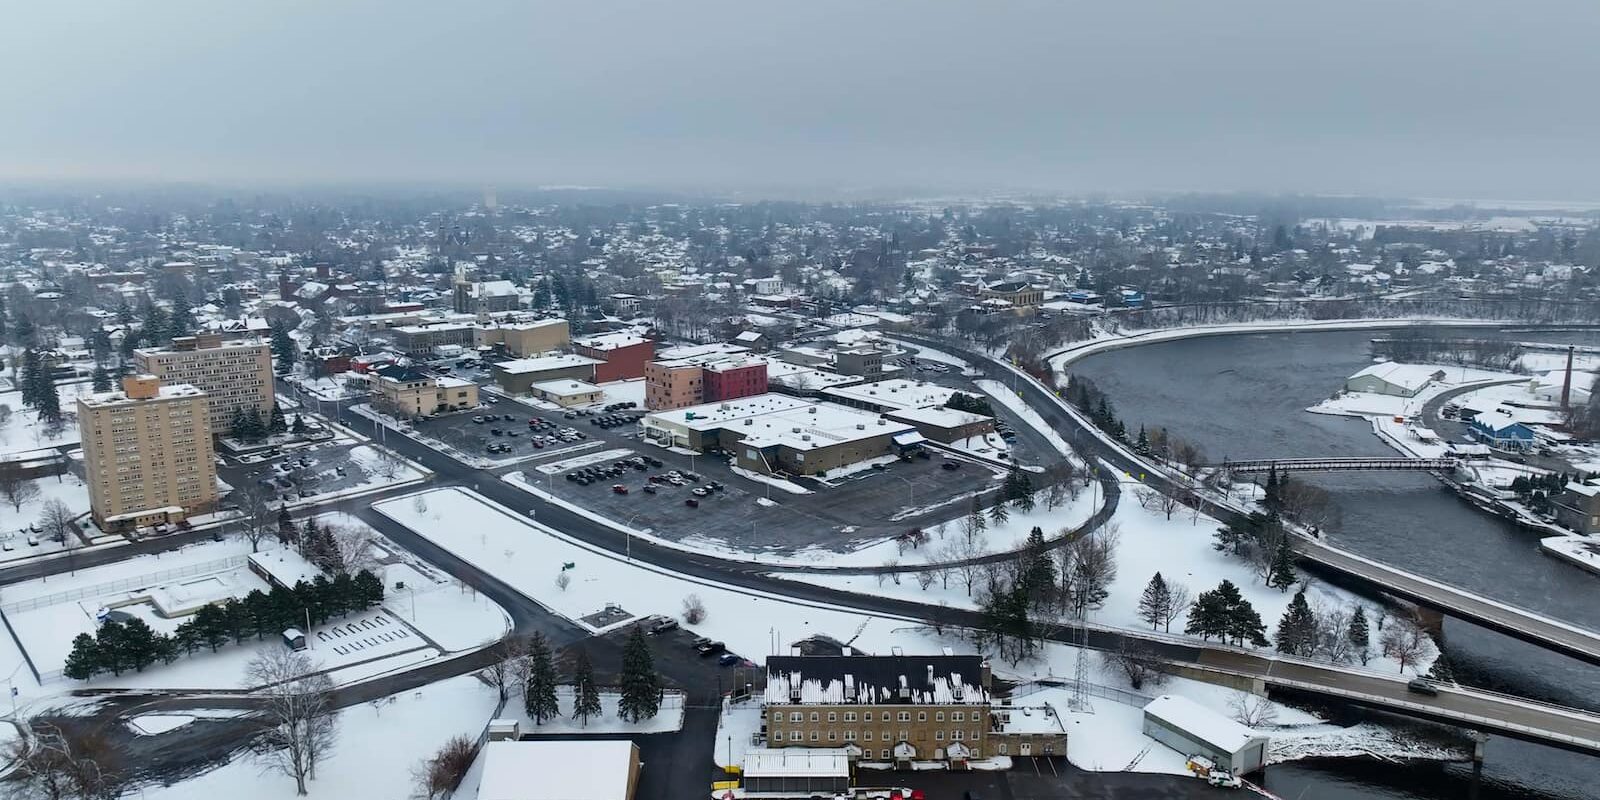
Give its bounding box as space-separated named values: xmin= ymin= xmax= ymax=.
xmin=1218 ymin=457 xmax=1462 ymax=474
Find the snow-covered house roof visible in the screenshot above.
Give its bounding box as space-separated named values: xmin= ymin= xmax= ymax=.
xmin=763 ymin=654 xmax=990 ymax=706
xmin=1348 ymin=362 xmax=1446 ymax=393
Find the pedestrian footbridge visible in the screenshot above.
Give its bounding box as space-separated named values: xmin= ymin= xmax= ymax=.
xmin=1218 ymin=457 xmax=1460 ymax=474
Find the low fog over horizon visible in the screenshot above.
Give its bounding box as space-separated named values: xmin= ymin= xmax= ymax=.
xmin=5 ymin=1 xmax=1599 ymax=202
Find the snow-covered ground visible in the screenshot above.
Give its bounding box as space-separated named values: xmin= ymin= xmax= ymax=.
xmin=374 ymin=487 xmax=971 ymax=660
xmin=498 ymin=686 xmax=685 ymax=735
xmin=0 ymin=381 xmax=94 ymax=457
xmin=3 ymin=516 xmax=506 ymax=690
xmin=786 ymin=485 xmax=1433 ymax=675
xmin=1305 ymin=363 xmax=1510 ymax=420
xmin=146 ymin=673 xmax=499 ymax=800
xmin=0 ymin=471 xmax=95 ymax=564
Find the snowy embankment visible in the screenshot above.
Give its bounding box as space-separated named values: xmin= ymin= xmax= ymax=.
xmin=975 ymin=379 xmax=1077 ymax=461
xmin=786 ymin=484 xmax=1435 ymax=677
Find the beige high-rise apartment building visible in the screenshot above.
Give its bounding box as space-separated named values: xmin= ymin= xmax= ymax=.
xmin=134 ymin=332 xmax=275 ymax=433
xmin=79 ymin=376 xmax=218 ymax=532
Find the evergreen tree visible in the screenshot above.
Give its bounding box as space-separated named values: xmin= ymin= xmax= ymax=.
xmin=1347 ymin=606 xmax=1372 ymax=665
xmin=330 ymin=573 xmax=357 ymax=617
xmin=1213 ymin=581 xmax=1270 ymax=647
xmin=1274 ymin=589 xmax=1317 ymax=656
xmin=244 ymin=589 xmax=272 ymax=640
xmin=1263 ymin=466 xmax=1282 ymax=511
xmin=194 ymin=602 xmax=232 ymax=650
xmin=116 ymin=298 xmax=134 ymax=326
xmin=270 ymin=321 xmax=297 ymax=374
xmin=1184 ymin=587 xmax=1230 ymax=641
xmin=277 ymin=506 xmax=296 ymax=546
xmin=988 ymin=496 xmax=1010 ymax=525
xmin=523 ymin=632 xmax=560 ymax=725
xmin=223 ymin=597 xmax=252 ymax=644
xmin=95 ymin=620 xmax=129 ymax=676
xmin=1137 ymin=572 xmax=1171 ymax=630
xmin=1010 ymin=467 xmax=1035 ymax=511
xmin=174 ymin=621 xmax=201 ymax=655
xmin=167 ymin=295 xmax=194 ymax=342
xmin=966 ymin=497 xmax=987 ymax=533
xmin=1135 ymin=425 xmax=1150 ymax=456
xmin=309 ymin=575 xmax=335 ymax=625
xmin=34 ymin=371 xmax=61 ymax=425
xmin=618 ymin=626 xmax=662 ymax=722
xmin=122 ymin=617 xmax=162 ymax=671
xmin=229 ymin=407 xmax=250 ymax=440
xmin=1021 ymin=527 xmax=1055 ymax=597
xmin=1266 ymin=537 xmax=1297 ymax=591
xmin=19 ymin=348 xmax=40 ymax=408
xmin=12 ymin=315 xmax=35 ymax=347
xmin=268 ymin=404 xmax=288 ymax=434
xmin=63 ymin=633 xmax=101 ymax=680
xmin=291 ymin=414 xmax=307 ymax=434
xmin=572 ymin=647 xmax=602 ymax=725
xmin=91 ymin=363 xmax=112 ymax=392
xmin=353 ymin=570 xmax=384 ymax=608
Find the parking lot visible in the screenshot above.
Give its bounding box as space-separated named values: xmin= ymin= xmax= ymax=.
xmin=218 ymin=440 xmax=399 ymax=505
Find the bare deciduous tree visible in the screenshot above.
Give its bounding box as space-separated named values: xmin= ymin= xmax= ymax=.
xmin=2 ymin=722 xmax=126 ymax=800
xmin=36 ymin=498 xmax=76 ymax=544
xmin=476 ymin=637 xmax=529 ymax=704
xmin=1100 ymin=641 xmax=1169 ymax=691
xmin=1160 ymin=581 xmax=1191 ymax=633
xmin=0 ymin=465 xmax=39 ymax=513
xmin=1227 ymin=690 xmax=1279 ymax=728
xmin=234 ymin=482 xmax=277 ymax=553
xmin=323 ymin=522 xmax=380 ymax=574
xmin=1381 ymin=621 xmax=1432 ymax=674
xmin=247 ymin=649 xmax=339 ymax=796
xmin=371 ymin=447 xmax=405 ymax=480
xmin=682 ymin=593 xmax=707 ymax=624
xmin=411 ymin=735 xmax=480 ymax=800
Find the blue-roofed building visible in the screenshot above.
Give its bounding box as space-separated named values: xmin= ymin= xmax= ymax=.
xmin=1466 ymin=408 xmax=1537 ymax=452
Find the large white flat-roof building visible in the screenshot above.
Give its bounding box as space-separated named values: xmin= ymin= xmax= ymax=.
xmin=642 ymin=393 xmax=919 ymax=477
xmin=821 ymin=378 xmax=961 ymax=413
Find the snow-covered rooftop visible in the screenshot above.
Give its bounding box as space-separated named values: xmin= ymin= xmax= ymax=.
xmin=1143 ymin=694 xmax=1265 ymax=754
xmin=763 ymin=654 xmax=990 ymax=706
xmin=1348 ymin=362 xmax=1444 ymax=392
xmin=476 ymin=740 xmax=636 ymax=800
xmin=494 ymin=354 xmax=601 ymax=374
xmin=742 ymin=747 xmax=850 ymax=778
xmin=821 ymin=378 xmax=960 ymax=411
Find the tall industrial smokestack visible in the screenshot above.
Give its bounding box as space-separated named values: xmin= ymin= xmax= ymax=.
xmin=1561 ymin=345 xmax=1575 ymax=411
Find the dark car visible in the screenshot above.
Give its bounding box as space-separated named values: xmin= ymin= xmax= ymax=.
xmin=717 ymin=652 xmax=741 ymax=666
xmin=697 ymin=640 xmax=726 ymax=656
xmin=1406 ymin=678 xmax=1439 ymax=697
xmin=685 ymin=498 xmax=699 ymax=508
xmin=941 ymin=461 xmax=961 ymax=471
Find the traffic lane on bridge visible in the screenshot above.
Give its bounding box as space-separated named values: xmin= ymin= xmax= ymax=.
xmin=1195 ymin=649 xmax=1600 ymax=748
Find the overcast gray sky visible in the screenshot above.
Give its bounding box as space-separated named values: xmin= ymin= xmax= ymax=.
xmin=4 ymin=1 xmax=1597 ymax=200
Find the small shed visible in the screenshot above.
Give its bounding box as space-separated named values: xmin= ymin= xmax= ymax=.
xmin=1142 ymin=695 xmax=1269 ymax=775
xmin=281 ymin=628 xmax=307 ymax=651
xmin=741 ymin=748 xmax=850 ymax=796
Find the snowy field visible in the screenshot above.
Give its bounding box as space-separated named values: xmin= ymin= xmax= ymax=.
xmin=146 ymin=673 xmax=499 ymax=800
xmin=0 ymin=380 xmax=94 ymax=457
xmin=374 ymin=487 xmax=966 ymax=660
xmin=787 ymin=487 xmax=1433 ymax=676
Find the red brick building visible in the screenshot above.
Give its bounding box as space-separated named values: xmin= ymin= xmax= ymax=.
xmin=703 ymin=360 xmax=768 ymax=403
xmin=573 ymin=332 xmax=655 ymax=383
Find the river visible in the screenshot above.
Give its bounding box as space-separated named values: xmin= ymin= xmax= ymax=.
xmin=1071 ymin=326 xmax=1600 ymax=800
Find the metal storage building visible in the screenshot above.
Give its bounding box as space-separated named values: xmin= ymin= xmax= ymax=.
xmin=741 ymin=747 xmax=851 ymax=795
xmin=1141 ymin=694 xmax=1269 ymax=774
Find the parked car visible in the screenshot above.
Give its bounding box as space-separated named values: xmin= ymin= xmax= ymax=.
xmin=941 ymin=461 xmax=961 ymax=471
xmin=684 ymin=498 xmax=699 ymax=508
xmin=642 ymin=485 xmax=657 ymax=494
xmin=696 ymin=640 xmax=726 ymax=656
xmin=611 ymin=484 xmax=629 ymax=495
xmin=649 ymin=619 xmax=678 ymax=635
xmin=717 ymin=653 xmax=741 ymax=666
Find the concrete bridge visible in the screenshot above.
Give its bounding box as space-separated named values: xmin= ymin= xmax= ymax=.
xmin=1218 ymin=457 xmax=1461 ymax=474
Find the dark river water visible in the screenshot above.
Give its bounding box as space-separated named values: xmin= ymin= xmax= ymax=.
xmin=1071 ymin=326 xmax=1600 ymax=800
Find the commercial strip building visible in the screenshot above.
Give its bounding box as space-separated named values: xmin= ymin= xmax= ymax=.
xmin=491 ymin=353 xmax=601 ymax=394
xmin=573 ymin=331 xmax=655 ymax=382
xmin=134 ymin=332 xmax=274 ymax=433
xmin=1141 ymin=694 xmax=1269 ymax=775
xmin=369 ymin=365 xmax=480 ymax=416
xmin=529 ymin=379 xmax=605 ymax=408
xmin=475 ymin=317 xmax=570 ymax=357
xmin=79 ymin=376 xmax=218 ymax=533
xmin=391 ymin=321 xmax=478 ymax=356
xmin=641 ymin=393 xmax=922 ymax=477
